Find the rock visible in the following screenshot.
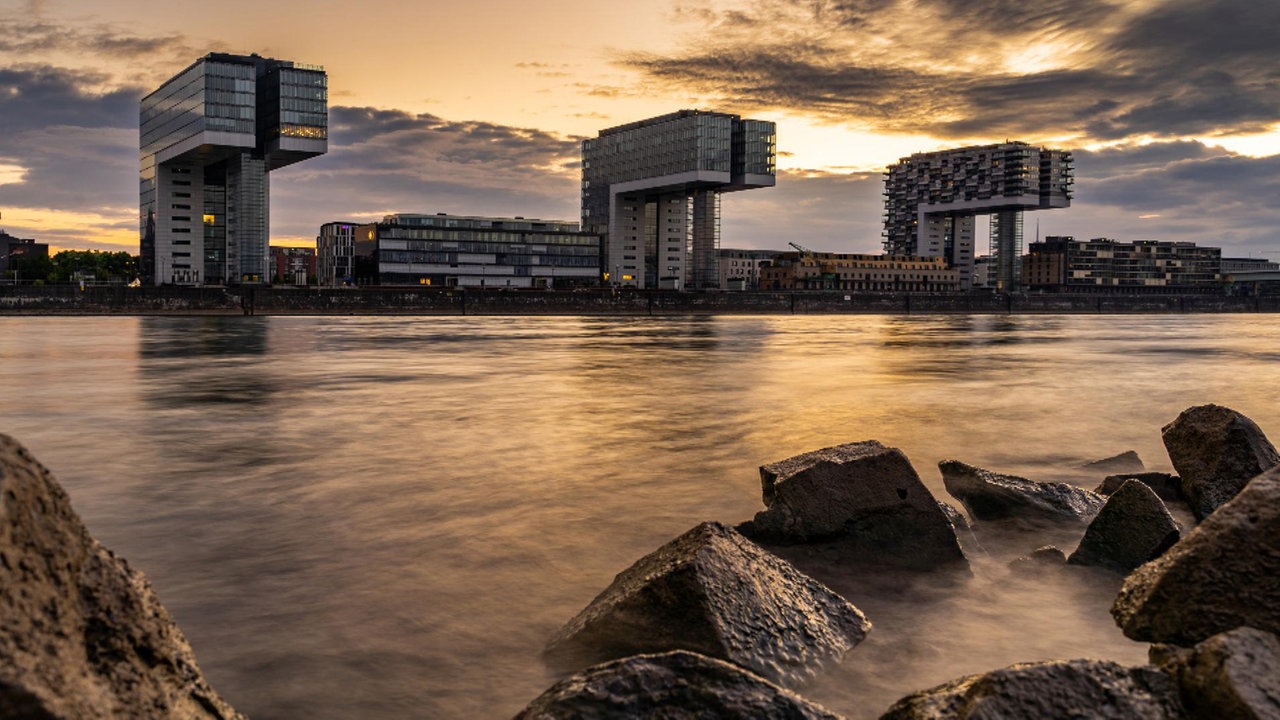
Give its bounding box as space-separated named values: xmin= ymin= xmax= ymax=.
xmin=1082 ymin=450 xmax=1146 ymax=474
xmin=939 ymin=460 xmax=1106 ymax=525
xmin=1069 ymin=480 xmax=1181 ymax=574
xmin=1111 ymin=468 xmax=1280 ymax=645
xmin=741 ymin=441 xmax=967 ymax=571
xmin=544 ymin=521 xmax=871 ymax=686
xmin=0 ymin=434 xmax=243 ymax=719
xmin=937 ymin=501 xmax=970 ymax=531
xmin=1095 ymin=472 xmax=1184 ymax=503
xmin=879 ymin=659 xmax=1185 ymax=719
xmin=515 ymin=650 xmax=843 ymax=719
xmin=1169 ymin=627 xmax=1280 ymax=720
xmin=1161 ymin=404 xmax=1280 ymax=520
xmin=1008 ymin=545 xmax=1066 ymax=573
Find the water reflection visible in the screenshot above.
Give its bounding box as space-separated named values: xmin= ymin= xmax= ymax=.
xmin=1 ymin=314 xmax=1279 ymax=719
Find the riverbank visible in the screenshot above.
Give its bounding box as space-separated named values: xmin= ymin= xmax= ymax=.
xmin=1 ymin=286 xmax=1277 ymax=315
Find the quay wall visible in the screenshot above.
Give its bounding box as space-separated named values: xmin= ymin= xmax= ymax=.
xmin=0 ymin=286 xmax=1277 ymax=316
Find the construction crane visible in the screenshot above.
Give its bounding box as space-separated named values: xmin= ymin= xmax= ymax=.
xmin=788 ymin=241 xmax=816 ymax=256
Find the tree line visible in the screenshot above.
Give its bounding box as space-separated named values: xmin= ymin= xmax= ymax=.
xmin=6 ymin=250 xmax=138 ymax=285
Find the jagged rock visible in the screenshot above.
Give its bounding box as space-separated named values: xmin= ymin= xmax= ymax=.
xmin=1162 ymin=404 xmax=1280 ymax=520
xmin=515 ymin=650 xmax=843 ymax=720
xmin=1168 ymin=627 xmax=1280 ymax=720
xmin=937 ymin=501 xmax=970 ymax=531
xmin=939 ymin=460 xmax=1106 ymax=526
xmin=0 ymin=434 xmax=243 ymax=719
xmin=1083 ymin=450 xmax=1146 ymax=474
xmin=740 ymin=442 xmax=967 ymax=571
xmin=1112 ymin=468 xmax=1280 ymax=646
xmin=1008 ymin=545 xmax=1066 ymax=573
xmin=1095 ymin=472 xmax=1184 ymax=503
xmin=544 ymin=522 xmax=871 ymax=686
xmin=1069 ymin=480 xmax=1181 ymax=573
xmin=879 ymin=659 xmax=1186 ymax=719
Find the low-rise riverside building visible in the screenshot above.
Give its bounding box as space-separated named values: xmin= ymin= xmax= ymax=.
xmin=1 ymin=230 xmax=49 ymax=279
xmin=718 ymin=248 xmax=778 ymax=290
xmin=347 ymin=213 xmax=601 ymax=289
xmin=269 ymin=246 xmax=316 ymax=285
xmin=760 ymin=251 xmax=960 ymax=292
xmin=1024 ymin=237 xmax=1222 ymax=293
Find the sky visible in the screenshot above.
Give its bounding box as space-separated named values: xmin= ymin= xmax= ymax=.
xmin=1 ymin=0 xmax=1278 ymax=257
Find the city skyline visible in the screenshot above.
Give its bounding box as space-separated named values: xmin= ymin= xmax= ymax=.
xmin=1 ymin=0 xmax=1278 ymax=258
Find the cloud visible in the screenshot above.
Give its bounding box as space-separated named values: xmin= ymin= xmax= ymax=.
xmin=0 ymin=65 xmax=141 ymax=133
xmin=720 ymin=169 xmax=887 ymax=253
xmin=268 ymin=106 xmax=587 ymax=238
xmin=620 ymin=0 xmax=1280 ymax=143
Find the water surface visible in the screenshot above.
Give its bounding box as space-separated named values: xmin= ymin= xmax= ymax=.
xmin=3 ymin=314 xmax=1278 ymax=717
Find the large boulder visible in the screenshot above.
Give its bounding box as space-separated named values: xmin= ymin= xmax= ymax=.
xmin=741 ymin=441 xmax=966 ymax=570
xmin=1111 ymin=468 xmax=1280 ymax=646
xmin=879 ymin=659 xmax=1185 ymax=719
xmin=939 ymin=460 xmax=1105 ymax=525
xmin=0 ymin=434 xmax=243 ymax=719
xmin=1082 ymin=450 xmax=1146 ymax=474
xmin=544 ymin=522 xmax=871 ymax=686
xmin=1163 ymin=627 xmax=1280 ymax=720
xmin=1068 ymin=480 xmax=1181 ymax=574
xmin=515 ymin=650 xmax=843 ymax=720
xmin=1095 ymin=472 xmax=1184 ymax=503
xmin=1162 ymin=404 xmax=1280 ymax=520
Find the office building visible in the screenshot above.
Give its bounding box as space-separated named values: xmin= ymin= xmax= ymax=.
xmin=718 ymin=248 xmax=778 ymax=290
xmin=1024 ymin=237 xmax=1221 ymax=292
xmin=760 ymin=252 xmax=959 ymax=292
xmin=351 ymin=213 xmax=600 ymax=288
xmin=270 ymin=246 xmax=316 ymax=285
xmin=1 ymin=230 xmax=49 ymax=280
xmin=317 ymin=222 xmax=358 ymax=286
xmin=140 ymin=53 xmax=327 ymax=286
xmin=884 ymin=142 xmax=1072 ymax=291
xmin=582 ymin=110 xmax=776 ymax=290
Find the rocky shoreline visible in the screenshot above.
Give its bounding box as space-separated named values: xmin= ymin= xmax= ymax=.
xmin=1 ymin=404 xmax=1277 ymax=718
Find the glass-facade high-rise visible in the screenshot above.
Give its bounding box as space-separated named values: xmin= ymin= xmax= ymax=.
xmin=140 ymin=53 xmax=327 ymax=286
xmin=582 ymin=110 xmax=776 ymax=290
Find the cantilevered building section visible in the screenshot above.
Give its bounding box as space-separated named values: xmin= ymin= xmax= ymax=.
xmin=582 ymin=110 xmax=776 ymax=289
xmin=883 ymin=142 xmax=1072 ymax=291
xmin=140 ymin=53 xmax=327 ymax=286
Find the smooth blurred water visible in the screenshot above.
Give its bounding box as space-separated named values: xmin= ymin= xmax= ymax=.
xmin=2 ymin=314 xmax=1278 ymax=718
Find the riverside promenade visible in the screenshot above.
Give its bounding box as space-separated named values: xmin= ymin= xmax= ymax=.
xmin=1 ymin=286 xmax=1277 ymax=316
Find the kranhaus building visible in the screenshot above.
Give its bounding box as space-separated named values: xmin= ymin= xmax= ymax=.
xmin=582 ymin=110 xmax=776 ymax=290
xmin=140 ymin=53 xmax=327 ymax=286
xmin=883 ymin=142 xmax=1072 ymax=291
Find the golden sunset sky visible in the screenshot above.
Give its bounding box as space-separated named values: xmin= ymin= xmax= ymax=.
xmin=1 ymin=0 xmax=1278 ymax=256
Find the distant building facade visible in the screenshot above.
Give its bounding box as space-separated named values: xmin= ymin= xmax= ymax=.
xmin=351 ymin=213 xmax=600 ymax=288
xmin=582 ymin=110 xmax=776 ymax=289
xmin=140 ymin=53 xmax=327 ymax=286
xmin=270 ymin=246 xmax=316 ymax=285
xmin=971 ymin=255 xmax=995 ymax=290
xmin=317 ymin=222 xmax=357 ymax=286
xmin=1 ymin=230 xmax=48 ymax=278
xmin=884 ymin=142 xmax=1073 ymax=291
xmin=760 ymin=252 xmax=960 ymax=292
xmin=718 ymin=248 xmax=778 ymax=290
xmin=1024 ymin=237 xmax=1222 ymax=292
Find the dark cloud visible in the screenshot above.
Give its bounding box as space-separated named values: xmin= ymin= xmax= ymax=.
xmin=622 ymin=0 xmax=1280 ymax=143
xmin=0 ymin=65 xmax=141 ymax=133
xmin=267 ymin=106 xmax=586 ymax=238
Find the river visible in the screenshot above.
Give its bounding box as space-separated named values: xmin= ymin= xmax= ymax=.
xmin=2 ymin=314 xmax=1278 ymax=717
